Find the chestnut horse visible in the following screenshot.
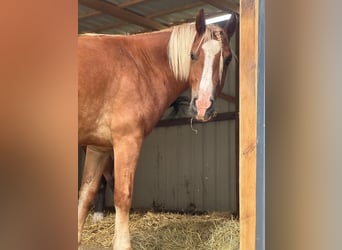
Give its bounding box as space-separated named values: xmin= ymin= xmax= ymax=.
xmin=78 ymin=10 xmax=236 ymax=249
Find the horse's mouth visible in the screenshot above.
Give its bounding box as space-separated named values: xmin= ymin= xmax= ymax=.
xmin=194 ymin=113 xmax=214 ymax=122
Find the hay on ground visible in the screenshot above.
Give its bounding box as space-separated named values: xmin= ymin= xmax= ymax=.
xmin=81 ymin=210 xmax=239 ymax=250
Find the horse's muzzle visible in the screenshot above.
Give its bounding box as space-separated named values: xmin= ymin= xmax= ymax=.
xmin=190 ymin=96 xmax=215 ymax=121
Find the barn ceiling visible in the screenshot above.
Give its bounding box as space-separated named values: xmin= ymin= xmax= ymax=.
xmin=78 ymin=0 xmax=239 ymax=34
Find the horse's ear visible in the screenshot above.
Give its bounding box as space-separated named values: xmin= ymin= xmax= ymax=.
xmin=224 ymin=13 xmax=238 ymax=40
xmin=195 ymin=9 xmax=206 ymax=35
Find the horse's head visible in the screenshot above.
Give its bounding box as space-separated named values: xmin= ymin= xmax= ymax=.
xmin=188 ymin=10 xmax=237 ymax=121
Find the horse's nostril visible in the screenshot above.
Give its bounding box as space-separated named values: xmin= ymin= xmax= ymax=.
xmin=205 ymin=98 xmax=215 ymax=120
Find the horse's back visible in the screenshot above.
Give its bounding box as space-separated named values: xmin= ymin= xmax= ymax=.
xmin=78 ymin=35 xmax=119 ymax=91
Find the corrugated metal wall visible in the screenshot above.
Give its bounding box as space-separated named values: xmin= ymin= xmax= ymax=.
xmin=132 ymin=120 xmax=237 ymax=212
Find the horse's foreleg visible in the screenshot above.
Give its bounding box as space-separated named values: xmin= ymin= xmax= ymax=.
xmin=112 ymin=134 xmax=143 ymax=250
xmin=78 ymin=146 xmax=111 ymax=244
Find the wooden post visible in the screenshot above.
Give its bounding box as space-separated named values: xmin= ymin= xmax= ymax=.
xmin=240 ymin=0 xmax=259 ymax=249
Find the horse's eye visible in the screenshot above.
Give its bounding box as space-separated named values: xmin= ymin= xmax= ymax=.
xmin=190 ymin=52 xmax=197 ymax=61
xmin=224 ymin=54 xmax=232 ymax=65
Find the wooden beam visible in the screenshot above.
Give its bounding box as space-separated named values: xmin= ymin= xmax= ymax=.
xmin=146 ymin=2 xmax=205 ymax=18
xmin=88 ymin=2 xmax=209 ymax=34
xmin=81 ymin=21 xmax=127 ymax=33
xmin=78 ymin=10 xmax=102 ymax=20
xmin=239 ymin=0 xmax=258 ymax=250
xmin=79 ymin=0 xmax=167 ymax=30
xmin=202 ymin=0 xmax=239 ymax=14
xmin=79 ymin=1 xmax=234 ymax=34
xmin=171 ymin=12 xmax=228 ymax=26
xmin=84 ymin=2 xmax=205 ymax=33
xmin=118 ymin=0 xmax=147 ymax=8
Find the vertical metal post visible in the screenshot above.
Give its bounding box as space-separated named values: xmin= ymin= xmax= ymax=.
xmin=256 ymin=0 xmax=265 ymax=249
xmin=234 ymin=19 xmax=240 ymax=216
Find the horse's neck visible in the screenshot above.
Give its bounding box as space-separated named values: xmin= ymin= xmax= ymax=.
xmin=130 ymin=31 xmax=190 ymax=105
xmin=121 ymin=31 xmax=190 ymax=132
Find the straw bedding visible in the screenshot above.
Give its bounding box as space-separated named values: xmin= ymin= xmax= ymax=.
xmin=80 ymin=210 xmax=239 ymax=250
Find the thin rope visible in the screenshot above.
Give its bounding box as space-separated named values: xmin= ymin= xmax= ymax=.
xmin=190 ymin=117 xmax=198 ymax=134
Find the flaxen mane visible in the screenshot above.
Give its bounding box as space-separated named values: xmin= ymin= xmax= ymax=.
xmin=167 ymin=23 xmax=224 ymax=81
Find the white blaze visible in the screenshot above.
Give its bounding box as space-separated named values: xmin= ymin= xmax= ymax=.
xmin=195 ymin=39 xmax=221 ymax=119
xmin=198 ymin=39 xmax=221 ymax=96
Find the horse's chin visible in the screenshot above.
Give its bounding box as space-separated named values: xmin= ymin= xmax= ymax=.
xmin=194 ymin=115 xmax=212 ymax=122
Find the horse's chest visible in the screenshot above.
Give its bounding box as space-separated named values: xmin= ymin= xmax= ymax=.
xmin=79 ymin=110 xmax=113 ymax=146
xmin=93 ymin=112 xmax=112 ymax=142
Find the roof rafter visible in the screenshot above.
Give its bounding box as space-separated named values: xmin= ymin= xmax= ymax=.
xmin=117 ymin=0 xmax=148 ymax=8
xmin=79 ymin=10 xmax=102 ymax=20
xmin=79 ymin=0 xmax=167 ymax=30
xmin=85 ymin=1 xmax=206 ymax=33
xmin=171 ymin=12 xmax=229 ymax=26
xmin=80 ymin=21 xmax=127 ymax=33
xmin=146 ymin=1 xmax=205 ymax=18
xmin=201 ymin=0 xmax=239 ymax=14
